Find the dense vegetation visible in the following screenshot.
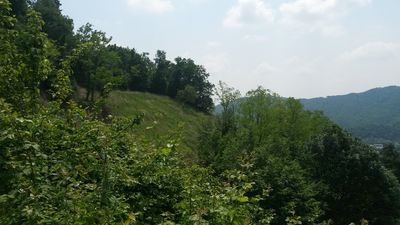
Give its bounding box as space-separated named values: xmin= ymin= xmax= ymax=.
xmin=203 ymin=83 xmax=400 ymax=225
xmin=10 ymin=0 xmax=214 ymax=113
xmin=2 ymin=1 xmax=400 ymax=224
xmin=301 ymin=86 xmax=400 ymax=144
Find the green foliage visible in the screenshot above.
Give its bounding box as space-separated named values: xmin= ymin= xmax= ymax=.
xmin=10 ymin=0 xmax=28 ymax=19
xmin=0 ymin=98 xmax=273 ymax=224
xmin=151 ymin=50 xmax=170 ymax=95
xmin=380 ymin=144 xmax=400 ymax=179
xmin=215 ymin=81 xmax=241 ymax=134
xmin=0 ymin=4 xmax=53 ymax=113
xmin=71 ymin=32 xmax=214 ymax=113
xmin=106 ymin=45 xmax=153 ymax=92
xmin=73 ymin=23 xmax=121 ymax=103
xmin=307 ymin=126 xmax=400 ymax=225
xmin=177 ymin=85 xmax=197 ymax=105
xmin=199 ymin=85 xmax=329 ymax=224
xmin=2 ymin=1 xmax=400 ymax=224
xmin=0 ymin=101 xmax=133 ymax=224
xmin=33 ymin=0 xmax=75 ymax=54
xmin=1 ymin=3 xmax=227 ymax=223
xmin=176 ymin=163 xmax=274 ymax=224
xmin=167 ymin=57 xmax=214 ymax=112
xmin=200 ymin=84 xmax=400 ymax=224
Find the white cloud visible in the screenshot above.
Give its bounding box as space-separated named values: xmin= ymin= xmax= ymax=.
xmin=243 ymin=34 xmax=267 ymax=41
xmin=351 ymin=0 xmax=372 ymax=6
xmin=280 ymin=0 xmax=371 ymax=15
xmin=279 ymin=0 xmax=372 ymax=35
xmin=222 ymin=0 xmax=372 ymax=34
xmin=207 ymin=41 xmax=221 ymax=48
xmin=340 ymin=42 xmax=400 ymax=61
xmin=200 ymin=52 xmax=233 ymax=88
xmin=254 ymin=57 xmax=319 ymax=80
xmin=127 ymin=0 xmax=174 ymax=13
xmin=223 ymin=0 xmax=274 ymax=28
xmin=286 ymin=56 xmax=320 ymax=75
xmin=201 ymin=53 xmax=230 ymax=74
xmin=255 ymin=61 xmax=280 ymax=74
xmin=250 ymin=57 xmax=324 ymax=97
xmin=283 ymin=19 xmax=345 ymax=36
xmin=280 ymin=0 xmax=338 ymax=15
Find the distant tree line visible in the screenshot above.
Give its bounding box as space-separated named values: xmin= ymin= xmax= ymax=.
xmin=10 ymin=0 xmax=214 ymax=113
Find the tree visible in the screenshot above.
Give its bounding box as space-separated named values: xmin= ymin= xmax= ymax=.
xmin=177 ymin=85 xmax=197 ymax=105
xmin=168 ymin=57 xmax=214 ymax=113
xmin=73 ymin=23 xmax=120 ymax=102
xmin=126 ymin=52 xmax=152 ymax=92
xmin=215 ymin=81 xmax=241 ymax=134
xmin=0 ymin=1 xmax=53 ymax=113
xmin=380 ymin=144 xmax=400 ymax=181
xmin=307 ymin=126 xmax=400 ymax=225
xmin=198 ymin=86 xmax=328 ymax=224
xmin=33 ymin=0 xmax=75 ymax=54
xmin=151 ymin=50 xmax=170 ymax=95
xmin=10 ymin=0 xmax=28 ymax=19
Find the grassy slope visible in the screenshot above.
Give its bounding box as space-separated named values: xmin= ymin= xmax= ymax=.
xmin=106 ymin=91 xmax=212 ymax=154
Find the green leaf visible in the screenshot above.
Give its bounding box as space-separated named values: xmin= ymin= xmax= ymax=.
xmin=238 ymin=196 xmax=249 ymax=203
xmin=161 ymin=148 xmax=172 ymax=156
xmin=0 ymin=195 xmax=9 ymax=203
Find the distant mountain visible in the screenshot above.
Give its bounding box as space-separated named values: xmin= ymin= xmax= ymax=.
xmin=301 ymin=86 xmax=400 ymax=143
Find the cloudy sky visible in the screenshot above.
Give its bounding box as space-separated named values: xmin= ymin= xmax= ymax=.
xmin=61 ymin=0 xmax=400 ymax=98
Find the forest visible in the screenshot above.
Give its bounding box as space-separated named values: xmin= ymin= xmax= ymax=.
xmin=301 ymin=86 xmax=400 ymax=144
xmin=1 ymin=0 xmax=400 ymax=224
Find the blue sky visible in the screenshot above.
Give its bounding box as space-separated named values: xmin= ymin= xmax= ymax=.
xmin=60 ymin=0 xmax=400 ymax=98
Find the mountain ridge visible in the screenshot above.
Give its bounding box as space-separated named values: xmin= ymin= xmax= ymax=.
xmin=300 ymin=85 xmax=400 ymax=143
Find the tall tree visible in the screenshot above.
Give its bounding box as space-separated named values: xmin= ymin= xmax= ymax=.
xmin=168 ymin=57 xmax=214 ymax=112
xmin=10 ymin=0 xmax=28 ymax=19
xmin=33 ymin=0 xmax=75 ymax=54
xmin=215 ymin=81 xmax=241 ymax=134
xmin=127 ymin=52 xmax=153 ymax=91
xmin=0 ymin=1 xmax=53 ymax=113
xmin=151 ymin=50 xmax=170 ymax=95
xmin=73 ymin=23 xmax=120 ymax=102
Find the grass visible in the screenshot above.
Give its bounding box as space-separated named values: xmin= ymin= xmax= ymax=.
xmin=106 ymin=91 xmax=212 ymax=155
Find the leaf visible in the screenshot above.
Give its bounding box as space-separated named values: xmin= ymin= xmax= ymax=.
xmin=23 ymin=143 xmax=40 ymax=151
xmin=161 ymin=148 xmax=172 ymax=156
xmin=238 ymin=196 xmax=249 ymax=203
xmin=0 ymin=195 xmax=9 ymax=203
xmin=23 ymin=168 xmax=31 ymax=176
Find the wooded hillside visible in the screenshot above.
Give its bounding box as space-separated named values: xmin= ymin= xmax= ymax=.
xmin=1 ymin=1 xmax=400 ymax=224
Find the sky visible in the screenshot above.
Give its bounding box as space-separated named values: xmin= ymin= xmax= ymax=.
xmin=60 ymin=0 xmax=400 ymax=98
